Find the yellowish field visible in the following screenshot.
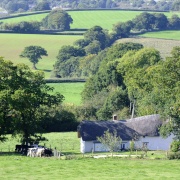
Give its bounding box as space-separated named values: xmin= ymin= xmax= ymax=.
xmin=117 ymin=37 xmax=180 ymax=59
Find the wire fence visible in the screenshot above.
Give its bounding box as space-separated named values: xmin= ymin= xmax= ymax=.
xmin=0 ymin=141 xmax=80 ymax=154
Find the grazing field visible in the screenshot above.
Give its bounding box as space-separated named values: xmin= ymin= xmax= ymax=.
xmin=117 ymin=37 xmax=180 ymax=59
xmin=0 ymin=156 xmax=180 ymax=180
xmin=140 ymin=30 xmax=180 ymax=40
xmin=0 ymin=132 xmax=80 ymax=153
xmin=0 ymin=132 xmax=180 ymax=179
xmin=0 ymin=33 xmax=82 ymax=78
xmin=0 ymin=10 xmax=179 ymax=30
xmin=48 ymin=82 xmax=85 ymax=105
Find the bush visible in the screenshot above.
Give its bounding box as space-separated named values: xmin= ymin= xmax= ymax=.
xmin=167 ymin=152 xmax=180 ymax=160
xmin=170 ymin=141 xmax=180 ymax=152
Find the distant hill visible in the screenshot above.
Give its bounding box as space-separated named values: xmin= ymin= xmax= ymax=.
xmin=0 ymin=0 xmax=179 ymax=14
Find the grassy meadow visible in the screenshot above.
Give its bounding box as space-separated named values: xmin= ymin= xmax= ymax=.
xmin=140 ymin=30 xmax=180 ymax=40
xmin=0 ymin=132 xmax=79 ymax=153
xmin=0 ymin=34 xmax=82 ymax=78
xmin=48 ymin=82 xmax=85 ymax=105
xmin=0 ymin=132 xmax=180 ymax=179
xmin=0 ymin=156 xmax=180 ymax=180
xmin=0 ymin=10 xmax=179 ymax=30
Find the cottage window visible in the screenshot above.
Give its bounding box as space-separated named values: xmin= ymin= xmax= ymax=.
xmin=142 ymin=142 xmax=149 ymax=148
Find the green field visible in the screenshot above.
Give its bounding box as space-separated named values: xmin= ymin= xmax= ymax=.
xmin=0 ymin=132 xmax=79 ymax=153
xmin=1 ymin=10 xmax=179 ymax=30
xmin=48 ymin=82 xmax=85 ymax=105
xmin=0 ymin=156 xmax=180 ymax=180
xmin=0 ymin=132 xmax=180 ymax=179
xmin=140 ymin=30 xmax=180 ymax=40
xmin=0 ymin=34 xmax=82 ymax=78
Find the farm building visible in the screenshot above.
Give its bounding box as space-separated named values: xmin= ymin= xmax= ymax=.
xmin=77 ymin=114 xmax=174 ymax=153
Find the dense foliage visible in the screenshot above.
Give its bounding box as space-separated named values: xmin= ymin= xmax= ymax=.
xmin=0 ymin=0 xmax=179 ymax=13
xmin=2 ymin=21 xmax=41 ymax=33
xmin=0 ymin=57 xmax=64 ymax=144
xmin=41 ymin=9 xmax=73 ymax=30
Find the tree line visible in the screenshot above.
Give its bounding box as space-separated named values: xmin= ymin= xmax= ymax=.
xmin=53 ymin=12 xmax=180 ymax=78
xmin=0 ymin=9 xmax=73 ymax=32
xmin=0 ymin=0 xmax=180 ymax=13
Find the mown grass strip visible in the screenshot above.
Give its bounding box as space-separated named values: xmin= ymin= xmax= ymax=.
xmin=139 ymin=30 xmax=180 ymax=40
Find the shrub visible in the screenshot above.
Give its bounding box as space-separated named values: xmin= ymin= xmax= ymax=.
xmin=167 ymin=152 xmax=180 ymax=160
xmin=170 ymin=140 xmax=180 ymax=152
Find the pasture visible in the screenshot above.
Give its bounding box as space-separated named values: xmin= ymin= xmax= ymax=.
xmin=48 ymin=82 xmax=84 ymax=105
xmin=140 ymin=30 xmax=180 ymax=40
xmin=0 ymin=33 xmax=82 ymax=78
xmin=0 ymin=156 xmax=180 ymax=180
xmin=0 ymin=132 xmax=79 ymax=153
xmin=0 ymin=132 xmax=180 ymax=179
xmin=0 ymin=10 xmax=179 ymax=30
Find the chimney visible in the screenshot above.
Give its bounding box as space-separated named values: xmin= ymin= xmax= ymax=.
xmin=113 ymin=114 xmax=118 ymax=121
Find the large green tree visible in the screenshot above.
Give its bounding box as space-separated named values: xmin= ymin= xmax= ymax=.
xmin=20 ymin=46 xmax=48 ymax=69
xmin=84 ymin=26 xmax=110 ymax=50
xmin=0 ymin=57 xmax=64 ymax=144
xmin=54 ymin=45 xmax=85 ymax=77
xmin=116 ymin=46 xmax=180 ymax=140
xmin=0 ymin=57 xmax=15 ymax=141
xmin=42 ymin=9 xmax=73 ymax=30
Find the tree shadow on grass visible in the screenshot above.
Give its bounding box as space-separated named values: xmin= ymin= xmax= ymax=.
xmin=37 ymin=69 xmax=52 ymax=72
xmin=0 ymin=152 xmax=22 ymax=156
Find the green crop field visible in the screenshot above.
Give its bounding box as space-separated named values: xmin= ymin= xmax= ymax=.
xmin=48 ymin=82 xmax=85 ymax=105
xmin=140 ymin=30 xmax=180 ymax=40
xmin=1 ymin=10 xmax=179 ymax=30
xmin=0 ymin=34 xmax=82 ymax=78
xmin=0 ymin=132 xmax=180 ymax=179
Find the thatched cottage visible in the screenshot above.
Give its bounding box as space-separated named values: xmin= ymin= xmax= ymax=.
xmin=77 ymin=114 xmax=174 ymax=153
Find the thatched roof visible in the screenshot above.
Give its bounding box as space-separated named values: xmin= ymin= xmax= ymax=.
xmin=78 ymin=120 xmax=138 ymax=141
xmin=124 ymin=114 xmax=162 ymax=137
xmin=78 ymin=114 xmax=162 ymax=141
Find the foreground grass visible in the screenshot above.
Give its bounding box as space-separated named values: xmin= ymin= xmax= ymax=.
xmin=0 ymin=155 xmax=180 ymax=179
xmin=0 ymin=34 xmax=82 ymax=78
xmin=48 ymin=82 xmax=84 ymax=105
xmin=1 ymin=132 xmax=180 ymax=179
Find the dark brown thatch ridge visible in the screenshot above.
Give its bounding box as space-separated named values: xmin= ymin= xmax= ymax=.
xmin=78 ymin=114 xmax=162 ymax=141
xmin=124 ymin=114 xmax=162 ymax=137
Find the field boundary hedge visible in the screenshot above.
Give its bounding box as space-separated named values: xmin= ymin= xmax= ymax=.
xmin=0 ymin=10 xmax=50 ymax=20
xmin=0 ymin=8 xmax=170 ymax=21
xmin=45 ymin=78 xmax=86 ymax=83
xmin=0 ymin=30 xmax=84 ymax=35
